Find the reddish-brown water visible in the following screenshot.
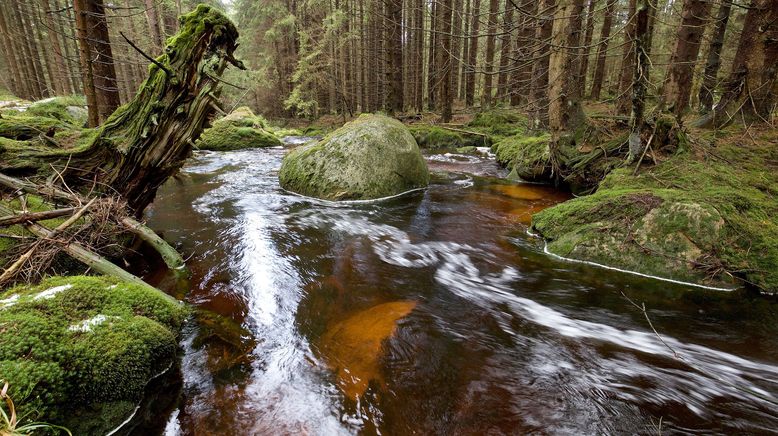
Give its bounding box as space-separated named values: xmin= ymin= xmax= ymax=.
xmin=143 ymin=142 xmax=778 ymax=435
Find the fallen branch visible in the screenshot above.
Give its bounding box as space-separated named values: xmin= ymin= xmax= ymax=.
xmin=0 ymin=207 xmax=77 ymax=227
xmin=120 ymin=31 xmax=174 ymax=77
xmin=439 ymin=125 xmax=489 ymax=137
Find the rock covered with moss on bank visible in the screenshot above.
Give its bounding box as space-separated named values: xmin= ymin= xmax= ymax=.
xmin=0 ymin=275 xmax=187 ymax=434
xmin=197 ymin=106 xmax=283 ymax=151
xmin=279 ymin=114 xmax=430 ymax=200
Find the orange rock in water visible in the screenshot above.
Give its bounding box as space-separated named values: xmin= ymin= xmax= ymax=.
xmin=319 ymin=301 xmax=417 ymax=399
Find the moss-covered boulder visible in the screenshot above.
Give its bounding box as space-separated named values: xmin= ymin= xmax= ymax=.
xmin=26 ymin=96 xmax=88 ymax=126
xmin=532 ymin=136 xmax=778 ymax=291
xmin=493 ymin=134 xmax=551 ymax=181
xmin=0 ymin=276 xmax=187 ymax=434
xmin=408 ymin=124 xmax=488 ymax=149
xmin=197 ymin=106 xmax=282 ymax=151
xmin=279 ymin=114 xmax=430 ymax=200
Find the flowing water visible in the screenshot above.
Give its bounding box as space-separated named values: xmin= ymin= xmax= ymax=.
xmin=143 ymin=139 xmax=778 ymax=435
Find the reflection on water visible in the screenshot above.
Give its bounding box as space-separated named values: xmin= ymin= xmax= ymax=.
xmin=144 ymin=144 xmax=778 ymax=435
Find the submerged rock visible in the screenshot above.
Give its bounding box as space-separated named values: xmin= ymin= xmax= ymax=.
xmin=279 ymin=114 xmax=430 ymax=200
xmin=319 ymin=301 xmax=417 ymax=399
xmin=197 ymin=106 xmax=283 ymax=151
xmin=0 ymin=275 xmax=187 ymax=434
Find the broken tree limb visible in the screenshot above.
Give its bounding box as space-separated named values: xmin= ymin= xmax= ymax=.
xmin=439 ymin=125 xmax=489 ymax=137
xmin=120 ymin=216 xmax=188 ymax=277
xmin=0 ymin=207 xmax=77 ymax=227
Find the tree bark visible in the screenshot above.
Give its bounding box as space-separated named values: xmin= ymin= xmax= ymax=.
xmin=529 ymin=0 xmax=556 ymax=129
xmin=548 ymin=0 xmax=586 ymax=139
xmin=450 ymin=0 xmax=464 ymax=101
xmin=438 ymin=0 xmax=454 ymax=121
xmin=481 ymin=0 xmax=499 ymax=107
xmin=40 ymin=0 xmax=70 ymax=95
xmin=15 ymin=1 xmax=46 ymax=99
xmin=698 ymin=0 xmax=732 ymax=114
xmin=427 ymin=0 xmax=438 ymax=109
xmin=73 ymin=0 xmax=99 ymax=127
xmin=695 ymin=0 xmax=778 ymax=128
xmin=33 ymin=2 xmax=57 ymax=96
xmin=414 ymin=0 xmax=424 ymax=110
xmin=660 ymin=0 xmax=713 ymax=116
xmin=85 ymin=0 xmax=121 ymax=122
xmin=616 ymin=0 xmax=638 ymax=115
xmin=496 ymin=3 xmax=514 ymax=101
xmin=628 ymin=0 xmax=651 ymax=161
xmin=465 ymin=0 xmax=481 ymax=107
xmin=510 ymin=0 xmax=537 ymax=105
xmin=577 ymin=0 xmax=597 ymax=97
xmin=144 ymin=0 xmax=165 ymax=55
xmin=0 ymin=7 xmax=23 ymax=98
xmin=387 ymin=0 xmax=404 ymax=113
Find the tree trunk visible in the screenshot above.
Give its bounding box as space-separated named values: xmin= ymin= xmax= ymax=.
xmin=695 ymin=0 xmax=778 ymax=128
xmin=85 ymin=0 xmax=121 ymax=122
xmin=481 ymin=0 xmax=499 ymax=107
xmin=414 ymin=0 xmax=424 ymax=110
xmin=577 ymin=0 xmax=597 ymax=97
xmin=73 ymin=0 xmax=99 ymax=127
xmin=427 ymin=0 xmax=438 ymax=109
xmin=40 ymin=0 xmax=69 ymax=95
xmin=387 ymin=0 xmax=404 ymax=113
xmin=144 ymin=0 xmax=165 ymax=54
xmin=548 ymin=0 xmax=586 ymax=140
xmin=496 ymin=3 xmax=514 ymax=101
xmin=450 ymin=0 xmax=464 ymax=101
xmin=465 ymin=0 xmax=480 ymax=107
xmin=0 ymin=7 xmax=23 ymax=98
xmin=1 ymin=6 xmax=245 ymax=215
xmin=616 ymin=0 xmax=637 ymax=115
xmin=510 ymin=0 xmax=538 ymax=105
xmin=58 ymin=0 xmax=82 ymax=94
xmin=16 ymin=1 xmax=46 ymax=99
xmin=628 ymin=0 xmax=651 ymax=161
xmin=529 ymin=0 xmax=556 ymax=129
xmin=33 ymin=2 xmax=57 ymax=96
xmin=459 ymin=0 xmax=470 ymax=100
xmin=698 ymin=0 xmax=732 ymax=114
xmin=438 ymin=0 xmax=454 ymax=121
xmin=660 ymin=0 xmax=712 ymax=116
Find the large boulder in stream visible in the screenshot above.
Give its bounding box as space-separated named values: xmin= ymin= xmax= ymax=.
xmin=0 ymin=275 xmax=187 ymax=434
xmin=279 ymin=114 xmax=430 ymax=200
xmin=197 ymin=106 xmax=283 ymax=151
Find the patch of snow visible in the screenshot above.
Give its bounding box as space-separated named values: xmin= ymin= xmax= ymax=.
xmin=0 ymin=294 xmax=19 ymax=310
xmin=68 ymin=314 xmax=116 ymax=332
xmin=33 ymin=284 xmax=73 ymax=300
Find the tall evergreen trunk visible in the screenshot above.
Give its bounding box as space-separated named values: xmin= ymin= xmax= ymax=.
xmin=577 ymin=0 xmax=596 ymax=97
xmin=414 ymin=0 xmax=424 ymax=110
xmin=427 ymin=0 xmax=437 ymax=109
xmin=0 ymin=7 xmax=23 ymax=98
xmin=85 ymin=0 xmax=121 ymax=122
xmin=73 ymin=0 xmax=99 ymax=127
xmin=529 ymin=0 xmax=556 ymax=129
xmin=450 ymin=0 xmax=464 ymax=101
xmin=590 ymin=0 xmax=615 ymax=99
xmin=510 ymin=0 xmax=537 ymax=105
xmin=459 ymin=0 xmax=471 ymax=100
xmin=481 ymin=0 xmax=499 ymax=107
xmin=464 ymin=0 xmax=480 ymax=107
xmin=628 ymin=0 xmax=651 ymax=161
xmin=31 ymin=2 xmax=55 ymax=96
xmin=548 ymin=0 xmax=586 ymax=146
xmin=144 ymin=0 xmax=165 ymax=54
xmin=438 ymin=0 xmax=454 ymax=121
xmin=17 ymin=1 xmax=47 ymax=99
xmin=387 ymin=0 xmax=404 ymax=113
xmin=698 ymin=0 xmax=732 ymax=114
xmin=660 ymin=0 xmax=712 ymax=116
xmin=60 ymin=0 xmax=82 ymax=94
xmin=496 ymin=3 xmax=514 ymax=101
xmin=616 ymin=0 xmax=638 ymax=115
xmin=40 ymin=0 xmax=69 ymax=95
xmin=695 ymin=0 xmax=778 ymax=128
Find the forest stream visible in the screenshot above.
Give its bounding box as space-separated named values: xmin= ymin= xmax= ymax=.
xmin=141 ymin=139 xmax=778 ymax=435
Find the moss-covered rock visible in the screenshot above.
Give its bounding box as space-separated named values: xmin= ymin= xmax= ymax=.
xmin=0 ymin=114 xmax=63 ymax=140
xmin=408 ymin=124 xmax=487 ymax=149
xmin=279 ymin=114 xmax=430 ymax=200
xmin=0 ymin=275 xmax=187 ymax=433
xmin=532 ymin=137 xmax=778 ymax=291
xmin=197 ymin=106 xmax=282 ymax=151
xmin=26 ymin=96 xmax=88 ymax=126
xmin=493 ymin=134 xmax=552 ymax=181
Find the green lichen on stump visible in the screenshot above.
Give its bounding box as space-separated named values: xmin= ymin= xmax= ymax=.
xmin=533 ymin=137 xmax=778 ymax=291
xmin=0 ymin=275 xmax=187 ymax=434
xmin=279 ymin=114 xmax=430 ymax=200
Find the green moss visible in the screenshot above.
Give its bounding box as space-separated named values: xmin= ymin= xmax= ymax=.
xmin=0 ymin=114 xmax=63 ymax=140
xmin=408 ymin=124 xmax=487 ymax=149
xmin=533 ymin=139 xmax=778 ymax=291
xmin=493 ymin=133 xmax=551 ymax=181
xmin=279 ymin=114 xmax=429 ymax=200
xmin=26 ymin=96 xmax=88 ymax=126
xmin=467 ymin=108 xmax=527 ymax=141
xmin=197 ymin=107 xmax=282 ymax=151
xmin=0 ymin=276 xmax=187 ymax=432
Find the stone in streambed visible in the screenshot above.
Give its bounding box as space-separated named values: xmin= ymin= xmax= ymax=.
xmin=279 ymin=114 xmax=430 ymax=200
